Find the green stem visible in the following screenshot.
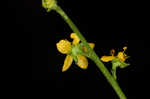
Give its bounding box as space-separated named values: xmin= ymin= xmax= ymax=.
xmin=55 ymin=6 xmax=127 ymax=99
xmin=112 ymin=63 xmax=117 ymax=80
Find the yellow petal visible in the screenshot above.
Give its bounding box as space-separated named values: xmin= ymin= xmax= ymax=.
xmin=70 ymin=33 xmax=80 ymax=45
xmin=82 ymin=43 xmax=95 ymax=52
xmin=77 ymin=55 xmax=88 ymax=69
xmin=101 ymin=56 xmax=115 ymax=62
xmin=62 ymin=55 xmax=73 ymax=72
xmin=88 ymin=43 xmax=95 ymax=49
xmin=117 ymin=46 xmax=128 ymax=62
xmin=56 ymin=40 xmax=72 ymax=54
xmin=117 ymin=52 xmax=126 ymax=62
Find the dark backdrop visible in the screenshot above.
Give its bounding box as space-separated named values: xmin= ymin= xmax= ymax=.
xmin=11 ymin=0 xmax=149 ymax=99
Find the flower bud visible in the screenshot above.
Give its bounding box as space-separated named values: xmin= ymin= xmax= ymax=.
xmin=42 ymin=0 xmax=57 ymax=12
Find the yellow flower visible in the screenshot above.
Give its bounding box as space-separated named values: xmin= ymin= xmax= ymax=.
xmin=56 ymin=33 xmax=95 ymax=72
xmin=101 ymin=46 xmax=128 ymax=62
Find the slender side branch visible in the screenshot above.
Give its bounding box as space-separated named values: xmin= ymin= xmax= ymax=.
xmin=55 ymin=6 xmax=127 ymax=99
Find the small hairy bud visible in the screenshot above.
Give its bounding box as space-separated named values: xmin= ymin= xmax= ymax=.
xmin=42 ymin=0 xmax=57 ymax=12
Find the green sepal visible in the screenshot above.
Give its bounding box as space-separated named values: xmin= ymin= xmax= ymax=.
xmin=111 ymin=58 xmax=130 ymax=79
xmin=71 ymin=55 xmax=78 ymax=64
xmin=112 ymin=58 xmax=130 ymax=69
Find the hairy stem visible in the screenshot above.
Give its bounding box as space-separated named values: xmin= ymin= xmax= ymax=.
xmin=55 ymin=6 xmax=127 ymax=99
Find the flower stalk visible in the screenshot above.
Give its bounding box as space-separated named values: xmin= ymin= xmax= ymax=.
xmin=42 ymin=1 xmax=127 ymax=99
xmin=55 ymin=6 xmax=127 ymax=99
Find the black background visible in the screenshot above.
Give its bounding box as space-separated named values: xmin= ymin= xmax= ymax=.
xmin=11 ymin=0 xmax=149 ymax=99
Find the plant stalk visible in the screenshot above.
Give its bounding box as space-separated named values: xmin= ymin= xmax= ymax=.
xmin=55 ymin=6 xmax=127 ymax=99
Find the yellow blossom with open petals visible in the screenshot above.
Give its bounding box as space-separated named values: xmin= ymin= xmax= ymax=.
xmin=101 ymin=46 xmax=130 ymax=79
xmin=101 ymin=46 xmax=128 ymax=62
xmin=56 ymin=33 xmax=95 ymax=72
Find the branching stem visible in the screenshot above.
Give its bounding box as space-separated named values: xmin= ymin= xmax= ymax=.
xmin=55 ymin=6 xmax=127 ymax=99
